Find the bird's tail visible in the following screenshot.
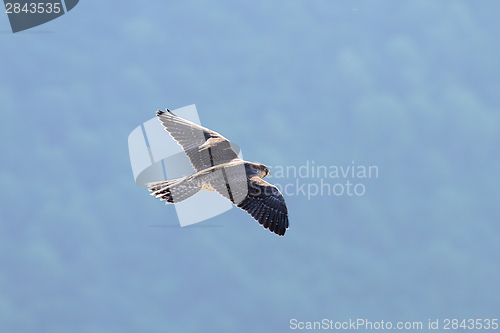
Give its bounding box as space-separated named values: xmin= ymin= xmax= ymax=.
xmin=147 ymin=176 xmax=201 ymax=203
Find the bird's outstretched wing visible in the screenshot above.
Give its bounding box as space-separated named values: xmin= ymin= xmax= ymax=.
xmin=237 ymin=177 xmax=289 ymax=236
xmin=156 ymin=110 xmax=241 ymax=172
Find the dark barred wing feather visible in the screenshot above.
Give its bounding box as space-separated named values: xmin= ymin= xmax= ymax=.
xmin=237 ymin=177 xmax=289 ymax=236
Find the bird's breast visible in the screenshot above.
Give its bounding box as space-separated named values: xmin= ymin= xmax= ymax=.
xmin=201 ymin=184 xmax=216 ymax=191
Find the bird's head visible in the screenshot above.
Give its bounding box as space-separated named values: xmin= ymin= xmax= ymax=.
xmin=260 ymin=164 xmax=270 ymax=178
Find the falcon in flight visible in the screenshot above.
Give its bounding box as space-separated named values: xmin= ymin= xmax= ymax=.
xmin=147 ymin=109 xmax=289 ymax=236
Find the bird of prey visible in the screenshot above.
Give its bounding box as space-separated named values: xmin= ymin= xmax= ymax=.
xmin=147 ymin=109 xmax=289 ymax=236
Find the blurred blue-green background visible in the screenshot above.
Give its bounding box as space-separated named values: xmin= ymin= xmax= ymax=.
xmin=1 ymin=1 xmax=499 ymax=332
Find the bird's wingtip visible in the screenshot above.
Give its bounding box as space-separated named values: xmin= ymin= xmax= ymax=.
xmin=157 ymin=109 xmax=176 ymax=117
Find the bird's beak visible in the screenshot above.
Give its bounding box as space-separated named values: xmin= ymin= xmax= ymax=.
xmin=267 ymin=170 xmax=271 ymax=177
